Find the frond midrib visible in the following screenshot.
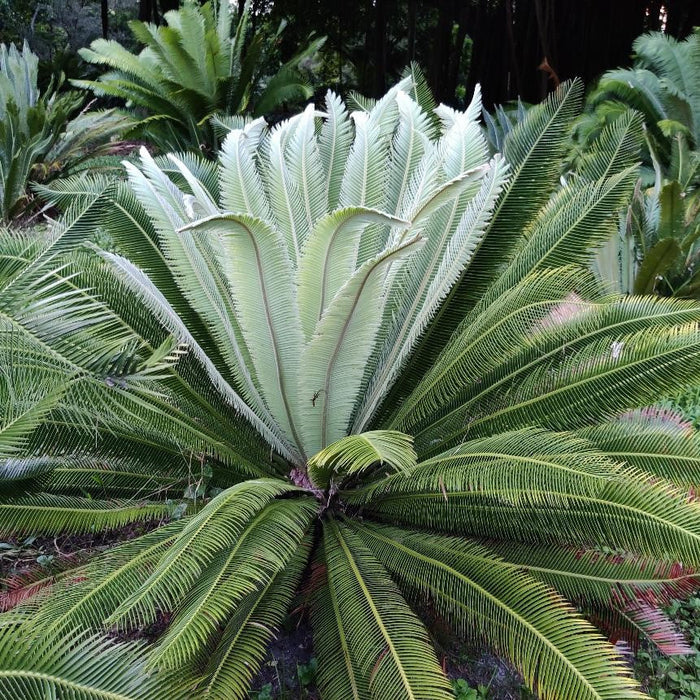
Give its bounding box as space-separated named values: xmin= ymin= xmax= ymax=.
xmin=0 ymin=669 xmax=135 ymax=700
xmin=353 ymin=522 xmax=616 ymax=699
xmin=330 ymin=520 xmax=417 ymax=699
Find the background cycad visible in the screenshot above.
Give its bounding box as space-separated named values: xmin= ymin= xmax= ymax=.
xmin=74 ymin=0 xmax=325 ymax=153
xmin=3 ymin=74 xmax=700 ymax=699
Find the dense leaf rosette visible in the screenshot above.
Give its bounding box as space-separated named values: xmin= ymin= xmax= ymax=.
xmin=2 ymin=74 xmax=700 ymax=699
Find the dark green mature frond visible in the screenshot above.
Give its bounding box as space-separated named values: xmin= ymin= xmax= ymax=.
xmin=307 ymin=430 xmax=416 ymax=489
xmin=483 ymin=540 xmax=698 ymax=607
xmin=412 ymin=320 xmax=700 ymax=456
xmin=310 ymin=542 xmax=365 ymax=700
xmin=316 ymin=519 xmax=453 ymax=699
xmin=109 ymin=479 xmax=298 ymax=628
xmin=151 ymin=498 xmax=316 ymax=668
xmin=195 ymin=533 xmax=313 ymax=700
xmin=349 ymin=522 xmax=646 ymax=700
xmin=578 ymin=409 xmax=700 ymax=488
xmin=575 ymin=110 xmax=644 ymax=183
xmin=399 ymin=293 xmax=700 ymax=452
xmin=0 ymin=493 xmax=171 ymax=536
xmin=0 ymin=625 xmax=187 ymax=699
xmin=21 ymin=520 xmax=187 ymax=634
xmin=352 ymin=428 xmax=700 ymax=564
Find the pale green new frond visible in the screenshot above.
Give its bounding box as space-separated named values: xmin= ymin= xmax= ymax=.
xmin=319 ymin=519 xmax=453 ymax=699
xmin=218 ymin=120 xmax=272 ymax=222
xmin=350 ymin=522 xmax=645 ymax=700
xmin=286 ymin=104 xmax=328 ymax=232
xmin=109 ymin=478 xmax=296 ymax=628
xmin=355 ymin=156 xmax=509 ymax=431
xmin=307 ymin=430 xmax=416 ymax=489
xmin=261 ymin=116 xmax=309 ymax=266
xmin=338 ymin=112 xmax=389 ymax=213
xmin=181 ymin=212 xmax=305 ymax=453
xmin=296 ymin=207 xmax=408 ymax=340
xmin=299 ymin=236 xmax=423 ymax=454
xmin=123 ymin=152 xmax=269 ymax=404
xmin=97 ymin=249 xmax=293 ymax=461
xmin=319 ymin=90 xmax=354 ymax=210
xmin=384 ymin=91 xmax=434 ymax=217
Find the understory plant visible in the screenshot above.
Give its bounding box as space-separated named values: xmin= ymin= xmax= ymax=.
xmin=0 ymin=41 xmax=128 ymax=222
xmin=74 ymin=0 xmax=325 ymax=154
xmin=574 ymin=29 xmax=699 ymax=182
xmin=4 ymin=76 xmax=700 ymax=699
xmin=587 ymin=31 xmax=700 ymax=298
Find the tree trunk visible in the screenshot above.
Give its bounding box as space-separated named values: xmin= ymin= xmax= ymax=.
xmin=373 ymin=0 xmax=388 ymax=96
xmin=407 ymin=0 xmax=417 ymax=62
xmin=101 ymin=0 xmax=109 ymax=39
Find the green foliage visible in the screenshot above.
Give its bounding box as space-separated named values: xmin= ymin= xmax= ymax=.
xmin=74 ymin=0 xmax=325 ymax=154
xmin=636 ymin=595 xmax=700 ymax=700
xmin=577 ymin=30 xmax=700 ymax=181
xmin=0 ymin=41 xmax=128 ymax=222
xmin=4 ymin=74 xmax=700 ymax=699
xmin=586 ymin=30 xmax=700 ymax=299
xmin=452 ymin=678 xmax=489 ymax=700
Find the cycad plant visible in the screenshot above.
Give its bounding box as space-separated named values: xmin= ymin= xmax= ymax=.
xmin=587 ymin=30 xmax=700 ymax=299
xmin=4 ymin=76 xmax=700 ymax=699
xmin=74 ymin=0 xmax=325 ymax=154
xmin=0 ymin=41 xmax=128 ymax=222
xmin=574 ymin=29 xmax=700 ymax=183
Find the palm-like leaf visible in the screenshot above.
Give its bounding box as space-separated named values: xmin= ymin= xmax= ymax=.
xmin=74 ymin=0 xmax=325 ymax=153
xmin=5 ymin=77 xmax=700 ymax=700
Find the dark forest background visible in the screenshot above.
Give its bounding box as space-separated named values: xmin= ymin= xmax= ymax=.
xmin=2 ymin=0 xmax=699 ymax=108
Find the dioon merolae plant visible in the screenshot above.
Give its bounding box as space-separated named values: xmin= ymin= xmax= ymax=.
xmin=3 ymin=75 xmax=700 ymax=699
xmin=74 ymin=0 xmax=325 ymax=154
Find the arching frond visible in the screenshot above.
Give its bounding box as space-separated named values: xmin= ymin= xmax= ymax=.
xmin=150 ymin=497 xmax=315 ymax=668
xmin=315 ymin=519 xmax=453 ymax=699
xmin=307 ymin=430 xmax=416 ymax=489
xmin=349 ymin=521 xmax=645 ymax=700
xmin=578 ymin=409 xmax=700 ymax=487
xmin=0 ymin=625 xmax=188 ymax=700
xmin=109 ymin=478 xmax=297 ymax=628
xmin=353 ymin=428 xmax=700 ymax=564
xmin=195 ymin=533 xmax=313 ymax=700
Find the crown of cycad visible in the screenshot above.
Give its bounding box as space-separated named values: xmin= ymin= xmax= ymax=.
xmin=112 ymin=76 xmax=508 ymax=463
